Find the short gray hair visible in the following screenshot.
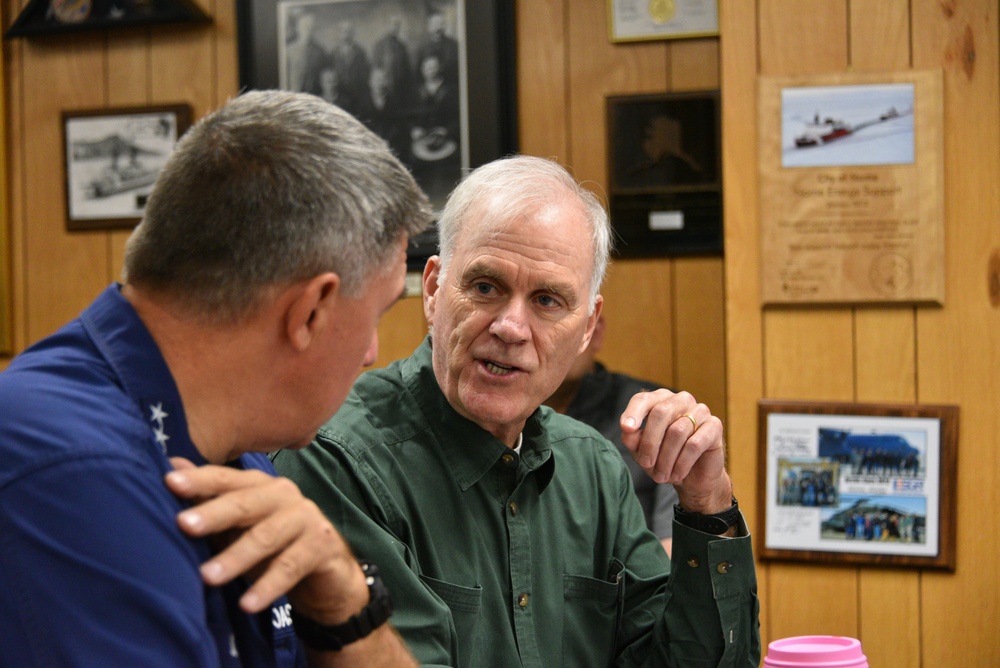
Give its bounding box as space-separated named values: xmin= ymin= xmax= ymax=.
xmin=436 ymin=155 xmax=611 ymax=311
xmin=123 ymin=90 xmax=432 ymax=322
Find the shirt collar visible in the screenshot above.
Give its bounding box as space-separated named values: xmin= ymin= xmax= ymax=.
xmin=80 ymin=284 xmax=206 ymax=466
xmin=401 ymin=336 xmax=554 ymax=491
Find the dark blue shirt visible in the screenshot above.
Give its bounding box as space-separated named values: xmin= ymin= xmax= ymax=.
xmin=0 ymin=284 xmax=301 ymax=667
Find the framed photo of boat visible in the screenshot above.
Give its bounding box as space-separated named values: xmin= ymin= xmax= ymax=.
xmin=758 ymin=400 xmax=958 ymax=570
xmin=62 ymin=104 xmax=192 ymax=231
xmin=758 ymin=69 xmax=944 ymax=305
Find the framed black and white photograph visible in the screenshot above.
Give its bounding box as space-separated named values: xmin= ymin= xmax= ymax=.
xmin=606 ymin=91 xmax=721 ymax=257
xmin=237 ymin=0 xmax=517 ymax=269
xmin=62 ymin=104 xmax=192 ymax=231
xmin=758 ymin=400 xmax=958 ymax=570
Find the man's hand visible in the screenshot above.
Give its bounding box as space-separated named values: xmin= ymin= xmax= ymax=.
xmin=164 ymin=458 xmax=367 ymax=623
xmin=619 ymin=390 xmax=733 ymax=514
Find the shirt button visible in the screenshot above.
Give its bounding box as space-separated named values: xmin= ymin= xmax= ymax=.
xmin=517 ymin=593 xmax=529 ymax=607
xmin=509 ymin=501 xmax=519 ymax=516
xmin=686 ymin=556 xmax=700 ymax=568
xmin=501 ymin=453 xmax=515 ymax=466
xmin=716 ymin=561 xmax=733 ymax=574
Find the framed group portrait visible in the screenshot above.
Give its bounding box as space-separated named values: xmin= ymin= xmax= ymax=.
xmin=606 ymin=91 xmax=722 ymax=258
xmin=236 ymin=0 xmax=518 ymax=270
xmin=758 ymin=400 xmax=958 ymax=570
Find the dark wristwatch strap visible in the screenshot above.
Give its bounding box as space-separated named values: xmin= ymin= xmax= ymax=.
xmin=291 ymin=561 xmax=393 ymax=651
xmin=674 ymin=496 xmax=740 ymax=535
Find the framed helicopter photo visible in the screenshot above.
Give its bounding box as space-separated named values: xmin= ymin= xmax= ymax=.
xmin=758 ymin=400 xmax=958 ymax=571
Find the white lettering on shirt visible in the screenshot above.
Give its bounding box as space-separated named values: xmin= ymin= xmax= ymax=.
xmin=272 ymin=602 xmax=294 ymax=630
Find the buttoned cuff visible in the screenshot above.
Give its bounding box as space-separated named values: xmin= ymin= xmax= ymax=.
xmin=670 ymin=513 xmax=755 ymax=600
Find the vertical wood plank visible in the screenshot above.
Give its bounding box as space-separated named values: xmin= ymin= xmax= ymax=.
xmin=211 ymin=0 xmax=239 ymax=107
xmin=763 ymin=309 xmax=855 ymax=400
xmin=107 ymin=30 xmax=151 ymax=106
xmin=759 ymin=0 xmax=849 ymax=75
xmin=668 ymin=38 xmax=719 ymax=90
xmin=567 ymin=1 xmax=673 ymax=420
xmin=4 ymin=0 xmax=28 ymax=354
xmin=515 ymin=0 xmax=567 ymax=160
xmin=150 ymin=23 xmax=215 ymax=117
xmin=0 ymin=0 xmax=10 ymax=354
xmin=758 ymin=0 xmax=859 ymax=644
xmin=912 ymin=1 xmax=1000 ymax=664
xmin=106 ymin=30 xmax=150 ymax=284
xmin=849 ymin=0 xmax=910 ymax=72
xmin=375 ymin=296 xmax=427 ymax=368
xmin=673 ymin=257 xmax=726 ymax=422
xmin=599 ymin=258 xmax=675 ymax=388
xmin=847 ymin=2 xmax=921 ymax=665
xmin=719 ymin=0 xmax=768 ymax=641
xmin=21 ymin=36 xmax=109 ymax=344
xmin=566 ymin=0 xmax=667 ymax=186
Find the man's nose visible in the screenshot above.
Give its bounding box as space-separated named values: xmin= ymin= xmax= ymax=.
xmin=488 ymin=300 xmax=530 ymax=343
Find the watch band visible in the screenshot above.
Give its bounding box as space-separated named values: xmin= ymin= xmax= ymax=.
xmin=674 ymin=496 xmax=740 ymax=535
xmin=291 ymin=561 xmax=394 ymax=651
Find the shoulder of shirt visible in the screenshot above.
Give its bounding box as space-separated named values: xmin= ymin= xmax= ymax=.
xmin=536 ymin=406 xmax=622 ymax=457
xmin=0 ymin=342 xmax=153 ymax=485
xmin=312 ymin=362 xmax=418 ymax=457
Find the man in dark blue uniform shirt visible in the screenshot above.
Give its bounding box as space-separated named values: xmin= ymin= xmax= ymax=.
xmin=0 ymin=90 xmax=431 ymax=666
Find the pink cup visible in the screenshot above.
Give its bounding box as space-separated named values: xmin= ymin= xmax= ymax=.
xmin=763 ymin=635 xmax=868 ymax=668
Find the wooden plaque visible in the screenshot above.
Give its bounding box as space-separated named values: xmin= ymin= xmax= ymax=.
xmin=758 ymin=70 xmax=944 ymax=305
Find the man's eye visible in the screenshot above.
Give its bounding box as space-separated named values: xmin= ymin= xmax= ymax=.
xmin=474 ymin=282 xmax=494 ymax=295
xmin=536 ymin=294 xmax=559 ymax=308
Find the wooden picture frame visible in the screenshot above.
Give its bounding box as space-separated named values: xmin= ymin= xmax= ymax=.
xmin=62 ymin=104 xmax=192 ymax=231
xmin=758 ymin=69 xmax=945 ymax=305
xmin=606 ymin=91 xmax=722 ymax=257
xmin=236 ymin=0 xmax=518 ymax=270
xmin=607 ymin=0 xmax=718 ymax=43
xmin=758 ymin=400 xmax=958 ymax=571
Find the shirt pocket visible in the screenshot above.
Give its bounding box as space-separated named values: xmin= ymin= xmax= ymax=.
xmin=561 ymin=558 xmax=625 ymax=667
xmin=420 ymin=574 xmax=484 ymax=661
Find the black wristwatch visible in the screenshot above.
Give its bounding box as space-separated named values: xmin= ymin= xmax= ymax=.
xmin=291 ymin=561 xmax=393 ymax=651
xmin=674 ymin=496 xmax=740 ymax=535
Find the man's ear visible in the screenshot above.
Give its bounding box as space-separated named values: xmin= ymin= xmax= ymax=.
xmin=287 ymin=273 xmax=340 ymax=352
xmin=422 ymin=255 xmax=442 ymax=325
xmin=578 ymin=296 xmax=604 ymax=355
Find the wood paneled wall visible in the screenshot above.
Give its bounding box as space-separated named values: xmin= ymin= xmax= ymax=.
xmin=722 ymin=1 xmax=1000 ymax=666
xmin=513 ymin=0 xmax=727 ymax=418
xmin=3 ymin=1 xmax=998 ymax=665
xmin=1 ymin=0 xmax=236 ymax=366
xmin=0 ymin=0 xmax=728 ymax=418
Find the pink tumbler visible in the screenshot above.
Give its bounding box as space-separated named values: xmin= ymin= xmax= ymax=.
xmin=763 ymin=635 xmax=868 ymax=668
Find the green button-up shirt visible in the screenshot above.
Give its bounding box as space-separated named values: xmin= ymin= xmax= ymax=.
xmin=273 ymin=338 xmax=759 ymax=667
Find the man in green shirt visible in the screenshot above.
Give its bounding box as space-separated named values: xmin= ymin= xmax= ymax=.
xmin=273 ymin=155 xmax=760 ymax=667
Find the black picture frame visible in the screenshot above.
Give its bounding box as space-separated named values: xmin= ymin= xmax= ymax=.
xmin=606 ymin=91 xmax=722 ymax=258
xmin=62 ymin=103 xmax=192 ymax=231
xmin=4 ymin=0 xmax=211 ymax=39
xmin=236 ymin=0 xmax=518 ymax=271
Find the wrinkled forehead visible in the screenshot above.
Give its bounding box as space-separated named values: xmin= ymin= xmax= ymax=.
xmin=455 ymin=187 xmax=592 ymax=251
